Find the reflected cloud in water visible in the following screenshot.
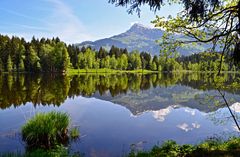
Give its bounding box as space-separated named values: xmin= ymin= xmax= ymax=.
xmin=184 ymin=108 xmax=196 ymax=116
xmin=230 ymin=102 xmax=240 ymax=113
xmin=151 ymin=105 xmax=181 ymax=122
xmin=177 ymin=122 xmax=201 ymax=132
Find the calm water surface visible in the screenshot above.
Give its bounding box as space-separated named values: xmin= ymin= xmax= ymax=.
xmin=0 ymin=73 xmax=239 ymax=156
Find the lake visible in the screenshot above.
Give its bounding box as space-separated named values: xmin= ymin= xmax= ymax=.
xmin=0 ymin=72 xmax=240 ymax=157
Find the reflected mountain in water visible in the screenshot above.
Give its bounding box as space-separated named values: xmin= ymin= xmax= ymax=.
xmin=93 ymin=85 xmax=240 ymax=115
xmin=0 ymin=73 xmax=240 ymax=115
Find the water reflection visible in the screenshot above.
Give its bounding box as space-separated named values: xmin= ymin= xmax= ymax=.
xmin=0 ymin=73 xmax=240 ymax=156
xmin=152 ymin=106 xmax=174 ymax=122
xmin=0 ymin=73 xmax=239 ymax=110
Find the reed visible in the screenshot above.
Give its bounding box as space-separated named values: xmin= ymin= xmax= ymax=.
xmin=22 ymin=111 xmax=70 ymax=149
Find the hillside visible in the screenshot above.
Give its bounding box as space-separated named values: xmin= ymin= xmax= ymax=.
xmin=76 ymin=23 xmax=207 ymax=56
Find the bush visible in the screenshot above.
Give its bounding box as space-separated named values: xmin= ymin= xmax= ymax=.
xmin=129 ymin=137 xmax=240 ymax=157
xmin=22 ymin=111 xmax=70 ymax=149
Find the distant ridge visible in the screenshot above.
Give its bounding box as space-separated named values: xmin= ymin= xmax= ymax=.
xmin=76 ymin=23 xmax=207 ymax=56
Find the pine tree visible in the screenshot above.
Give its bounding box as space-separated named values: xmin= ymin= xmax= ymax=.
xmin=98 ymin=47 xmax=107 ymax=59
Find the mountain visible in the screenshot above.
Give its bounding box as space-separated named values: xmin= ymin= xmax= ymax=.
xmin=76 ymin=23 xmax=207 ymax=56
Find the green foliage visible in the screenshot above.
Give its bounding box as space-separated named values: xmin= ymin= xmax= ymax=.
xmin=129 ymin=140 xmax=194 ymax=157
xmin=129 ymin=137 xmax=240 ymax=157
xmin=151 ymin=0 xmax=240 ymax=68
xmin=22 ymin=111 xmax=70 ymax=149
xmin=113 ymin=0 xmax=236 ymax=68
xmin=70 ymin=127 xmax=80 ymax=140
xmin=150 ymin=61 xmax=157 ymax=71
xmin=29 ymin=46 xmax=40 ymax=71
xmin=110 ymin=55 xmax=117 ymax=69
xmin=61 ymin=45 xmax=71 ymax=72
xmin=77 ymin=48 xmax=96 ymax=69
xmin=0 ymin=35 xmax=74 ymax=73
xmin=7 ymin=55 xmax=13 ymax=72
xmin=177 ymin=52 xmax=238 ymax=72
xmin=140 ymin=52 xmax=151 ymax=69
xmin=18 ymin=58 xmax=25 ymax=72
xmin=0 ymin=34 xmax=238 ymax=73
xmin=117 ymin=54 xmax=128 ymax=70
xmin=128 ymin=51 xmax=142 ymax=70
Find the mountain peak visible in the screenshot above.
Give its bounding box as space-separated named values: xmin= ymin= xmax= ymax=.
xmin=129 ymin=23 xmax=152 ymax=31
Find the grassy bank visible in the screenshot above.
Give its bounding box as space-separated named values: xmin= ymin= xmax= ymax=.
xmin=67 ymin=68 xmax=157 ymax=75
xmin=67 ymin=69 xmax=240 ymax=75
xmin=0 ymin=69 xmax=239 ymax=75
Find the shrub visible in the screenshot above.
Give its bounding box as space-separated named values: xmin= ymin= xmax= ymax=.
xmin=22 ymin=111 xmax=70 ymax=149
xmin=129 ymin=137 xmax=240 ymax=157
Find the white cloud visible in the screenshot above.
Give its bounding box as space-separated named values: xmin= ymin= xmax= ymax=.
xmin=45 ymin=0 xmax=93 ymax=43
xmin=0 ymin=0 xmax=93 ymax=43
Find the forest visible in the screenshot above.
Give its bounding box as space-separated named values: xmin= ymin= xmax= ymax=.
xmin=0 ymin=34 xmax=239 ymax=73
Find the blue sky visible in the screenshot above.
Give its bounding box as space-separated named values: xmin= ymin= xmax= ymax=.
xmin=0 ymin=0 xmax=182 ymax=43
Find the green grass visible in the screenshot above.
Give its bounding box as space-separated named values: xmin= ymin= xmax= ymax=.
xmin=70 ymin=127 xmax=80 ymax=140
xmin=129 ymin=137 xmax=240 ymax=157
xmin=22 ymin=111 xmax=70 ymax=149
xmin=67 ymin=68 xmax=157 ymax=75
xmin=2 ymin=112 xmax=81 ymax=156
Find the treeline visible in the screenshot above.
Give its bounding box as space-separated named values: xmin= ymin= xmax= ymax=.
xmin=0 ymin=34 xmax=159 ymax=73
xmin=68 ymin=45 xmax=160 ymax=71
xmin=177 ymin=52 xmax=239 ymax=72
xmin=0 ymin=35 xmax=71 ymax=73
xmin=0 ymin=34 xmax=238 ymax=73
xmin=0 ymin=73 xmax=239 ymax=109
